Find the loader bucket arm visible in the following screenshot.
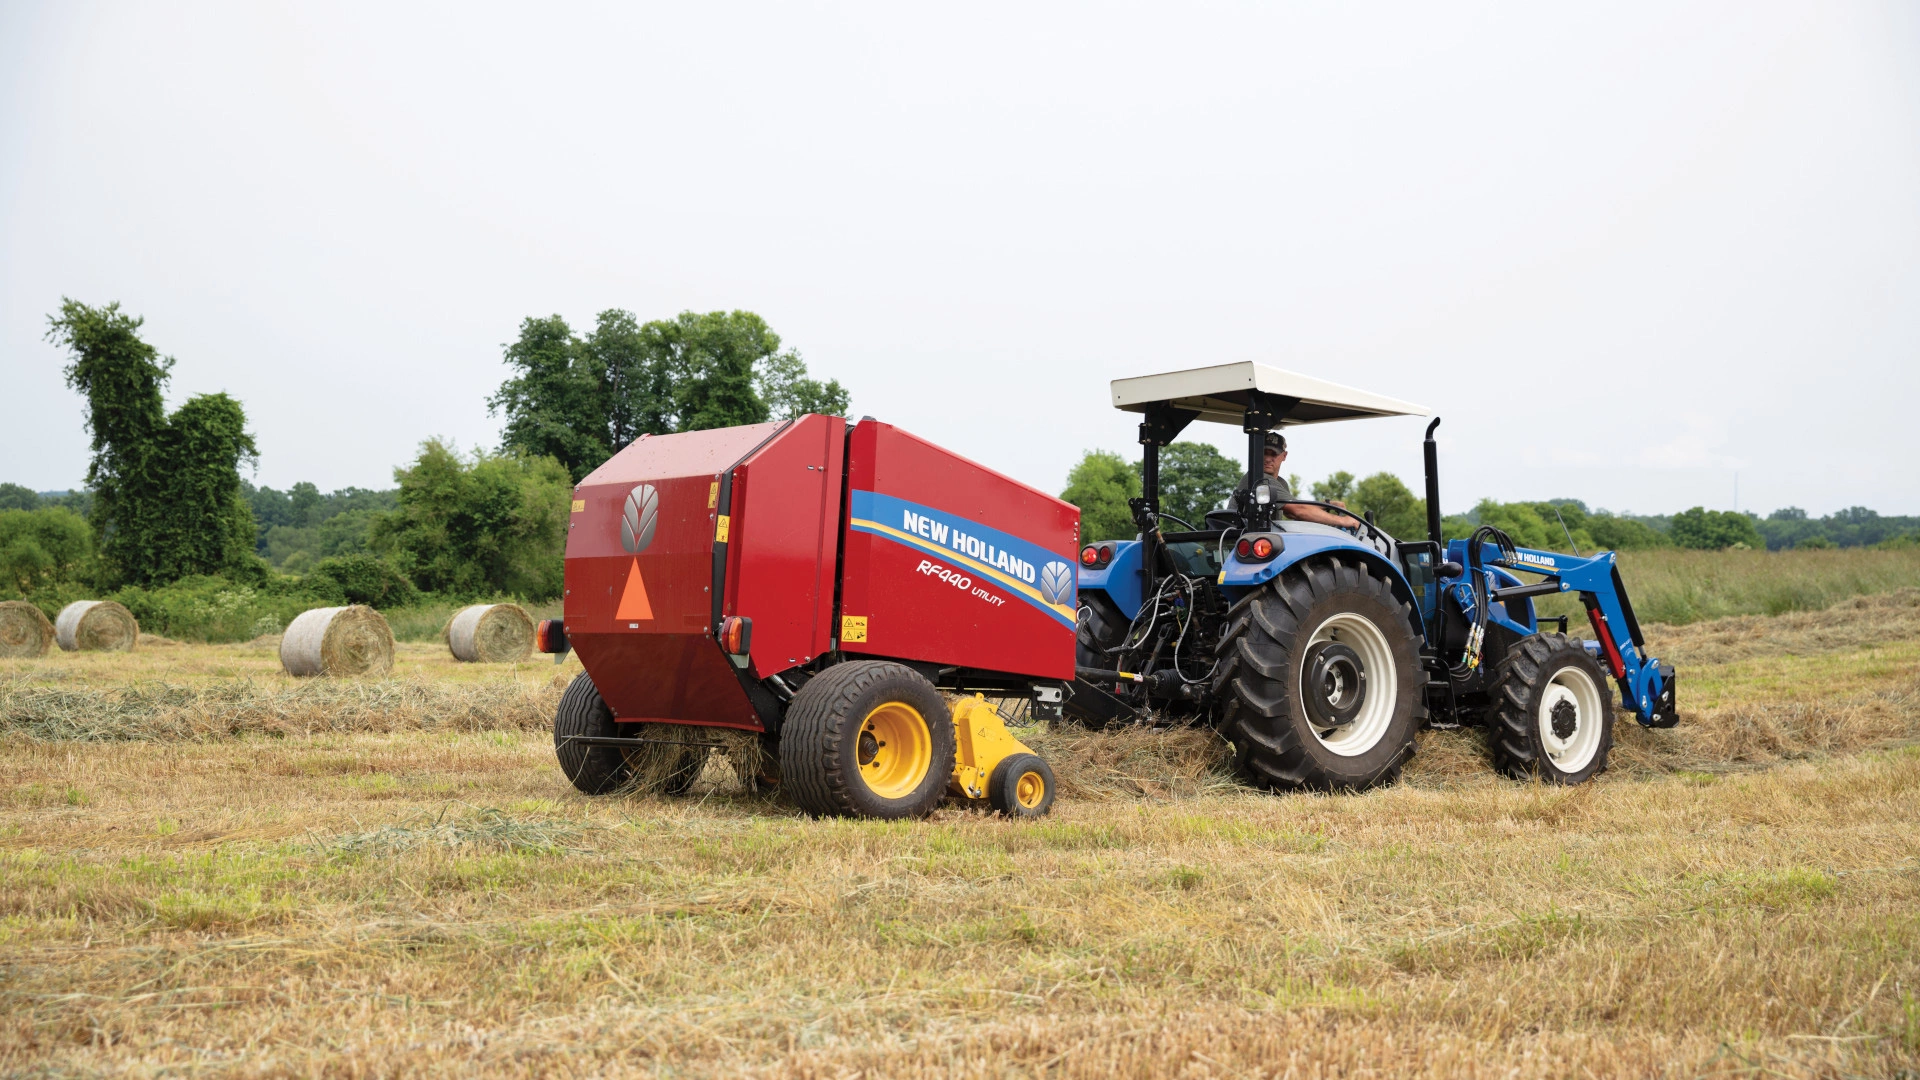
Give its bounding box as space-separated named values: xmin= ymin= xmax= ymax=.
xmin=1447 ymin=542 xmax=1677 ymax=728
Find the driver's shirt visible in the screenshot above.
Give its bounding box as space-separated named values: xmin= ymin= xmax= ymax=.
xmin=1265 ymin=473 xmax=1294 ymax=501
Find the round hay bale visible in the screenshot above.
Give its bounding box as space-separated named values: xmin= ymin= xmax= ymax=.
xmin=0 ymin=601 xmax=56 ymax=658
xmin=279 ymin=605 xmax=394 ymax=677
xmin=54 ymin=601 xmax=139 ymax=653
xmin=447 ymin=603 xmax=536 ymax=663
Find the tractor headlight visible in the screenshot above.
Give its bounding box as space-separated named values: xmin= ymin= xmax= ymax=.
xmin=1255 ymin=484 xmax=1272 ymax=505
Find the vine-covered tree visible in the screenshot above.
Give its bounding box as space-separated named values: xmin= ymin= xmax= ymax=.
xmin=491 ymin=309 xmax=850 ymax=482
xmin=46 ymin=300 xmax=258 ymax=586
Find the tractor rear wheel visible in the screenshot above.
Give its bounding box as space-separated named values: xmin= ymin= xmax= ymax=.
xmin=553 ymin=672 xmax=632 ymax=795
xmin=1488 ymin=633 xmax=1614 ymax=783
xmin=1075 ymin=595 xmax=1126 ymax=671
xmin=781 ymin=660 xmax=955 ymax=819
xmin=1212 ymin=557 xmax=1423 ymax=791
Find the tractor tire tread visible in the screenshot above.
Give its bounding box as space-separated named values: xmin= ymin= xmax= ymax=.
xmin=1487 ymin=632 xmax=1615 ymax=784
xmin=1213 ymin=556 xmax=1425 ymax=792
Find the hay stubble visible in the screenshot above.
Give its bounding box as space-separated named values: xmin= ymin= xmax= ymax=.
xmin=2 ymin=598 xmax=1919 ymax=1076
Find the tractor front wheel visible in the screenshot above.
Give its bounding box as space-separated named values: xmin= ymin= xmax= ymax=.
xmin=1212 ymin=557 xmax=1424 ymax=791
xmin=781 ymin=661 xmax=955 ymax=819
xmin=1488 ymin=633 xmax=1614 ymax=783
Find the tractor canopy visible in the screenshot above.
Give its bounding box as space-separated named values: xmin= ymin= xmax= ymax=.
xmin=1111 ymin=361 xmax=1427 ymax=428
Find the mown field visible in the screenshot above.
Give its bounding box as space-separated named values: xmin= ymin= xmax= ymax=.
xmin=2 ymin=591 xmax=1919 ymax=1076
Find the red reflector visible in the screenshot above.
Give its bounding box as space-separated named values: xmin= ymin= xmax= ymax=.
xmin=1235 ymin=539 xmax=1252 ymax=558
xmin=1252 ymin=537 xmax=1274 ymax=559
xmin=1080 ymin=546 xmax=1100 ymax=567
xmin=1097 ymin=544 xmax=1113 ymax=567
xmin=535 ymin=619 xmax=568 ymax=654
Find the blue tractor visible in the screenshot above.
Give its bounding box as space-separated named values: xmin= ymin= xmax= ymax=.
xmin=1064 ymin=363 xmax=1678 ymax=789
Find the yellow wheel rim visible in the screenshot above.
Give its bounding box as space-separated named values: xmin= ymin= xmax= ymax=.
xmin=1015 ymin=769 xmax=1046 ymax=809
xmin=856 ymin=702 xmax=932 ymax=800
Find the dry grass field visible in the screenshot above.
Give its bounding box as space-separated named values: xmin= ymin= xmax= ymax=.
xmin=4 ymin=593 xmax=1920 ymax=1077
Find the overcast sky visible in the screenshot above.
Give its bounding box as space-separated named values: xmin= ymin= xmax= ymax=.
xmin=3 ymin=2 xmax=1916 ymax=518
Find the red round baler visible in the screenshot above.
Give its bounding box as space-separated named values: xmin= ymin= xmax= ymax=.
xmin=546 ymin=414 xmax=1095 ymax=818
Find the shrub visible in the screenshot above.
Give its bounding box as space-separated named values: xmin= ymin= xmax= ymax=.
xmin=371 ymin=440 xmax=570 ymax=601
xmin=307 ymin=554 xmax=419 ymax=609
xmin=1670 ymin=507 xmax=1765 ymax=550
xmin=0 ymin=507 xmax=93 ymax=595
xmin=111 ymin=575 xmax=317 ymax=642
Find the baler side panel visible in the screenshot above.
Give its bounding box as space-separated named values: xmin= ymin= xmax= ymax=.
xmin=565 ymin=423 xmax=785 ymax=730
xmin=837 ymin=421 xmax=1078 ymax=681
xmin=724 ymin=414 xmax=847 ymax=677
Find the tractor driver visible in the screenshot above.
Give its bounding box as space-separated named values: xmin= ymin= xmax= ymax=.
xmin=1259 ymin=432 xmax=1360 ymax=529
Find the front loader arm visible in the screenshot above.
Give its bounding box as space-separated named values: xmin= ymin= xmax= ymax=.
xmin=1451 ymin=543 xmax=1678 ymax=728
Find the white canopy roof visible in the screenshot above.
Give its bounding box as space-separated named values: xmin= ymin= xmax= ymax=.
xmin=1110 ymin=362 xmax=1428 ymax=428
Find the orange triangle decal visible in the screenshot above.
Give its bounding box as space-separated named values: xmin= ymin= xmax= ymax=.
xmin=615 ymin=557 xmax=654 ymax=621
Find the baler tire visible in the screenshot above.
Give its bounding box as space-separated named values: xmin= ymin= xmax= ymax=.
xmin=987 ymin=753 xmax=1056 ymax=819
xmin=1488 ymin=633 xmax=1614 ymax=784
xmin=780 ymin=661 xmax=954 ymax=819
xmin=1211 ymin=556 xmax=1424 ymax=792
xmin=553 ymin=672 xmax=633 ymax=796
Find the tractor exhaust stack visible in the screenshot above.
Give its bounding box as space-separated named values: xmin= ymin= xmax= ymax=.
xmin=1423 ymin=417 xmax=1443 ymax=546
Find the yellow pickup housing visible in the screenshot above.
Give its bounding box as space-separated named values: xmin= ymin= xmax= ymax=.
xmin=948 ymin=694 xmax=1037 ymax=800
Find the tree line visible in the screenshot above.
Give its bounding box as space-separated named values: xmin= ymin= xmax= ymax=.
xmin=1057 ymin=445 xmax=1920 ymax=552
xmin=2 ymin=301 xmax=848 ymax=640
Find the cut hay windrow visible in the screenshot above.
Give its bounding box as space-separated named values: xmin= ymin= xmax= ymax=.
xmin=54 ymin=600 xmax=138 ymax=652
xmin=281 ymin=605 xmax=394 ymax=677
xmin=448 ymin=603 xmax=535 ymax=663
xmin=0 ymin=674 xmax=560 ymax=741
xmin=0 ymin=601 xmax=55 ymax=658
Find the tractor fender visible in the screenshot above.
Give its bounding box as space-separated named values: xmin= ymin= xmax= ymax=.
xmin=1222 ymin=533 xmax=1424 ymax=636
xmin=1074 ymin=539 xmax=1146 ymax=619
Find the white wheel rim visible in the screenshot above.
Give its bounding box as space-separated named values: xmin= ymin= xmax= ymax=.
xmin=1301 ymin=612 xmax=1398 ymax=757
xmin=1538 ymin=665 xmax=1605 ymax=773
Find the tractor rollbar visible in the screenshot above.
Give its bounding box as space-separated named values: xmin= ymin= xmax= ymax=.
xmin=1423 ymin=417 xmax=1443 ymax=546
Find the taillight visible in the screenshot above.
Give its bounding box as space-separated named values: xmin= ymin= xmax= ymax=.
xmin=1080 ymin=545 xmax=1100 ymax=567
xmin=1098 ymin=544 xmax=1113 ymax=567
xmin=535 ymin=619 xmax=569 ymax=654
xmin=1234 ymin=535 xmax=1280 ymax=562
xmin=719 ymin=616 xmax=752 ymax=655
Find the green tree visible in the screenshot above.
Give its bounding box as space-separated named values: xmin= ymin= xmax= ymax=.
xmin=0 ymin=484 xmax=40 ymax=511
xmin=1061 ymin=450 xmax=1141 ymax=542
xmin=1311 ymin=471 xmax=1355 ymax=503
xmin=489 ymin=315 xmax=610 ymax=483
xmin=1156 ymin=442 xmax=1240 ymax=529
xmin=47 ymin=300 xmax=259 ymax=587
xmin=1670 ymin=507 xmax=1764 ymax=550
xmin=0 ymin=507 xmax=92 ymax=595
xmin=1349 ymin=472 xmax=1427 ymax=540
xmin=757 ymin=350 xmax=850 ymax=420
xmin=492 ymin=309 xmax=849 ymax=482
xmin=371 ymin=440 xmax=571 ymax=600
